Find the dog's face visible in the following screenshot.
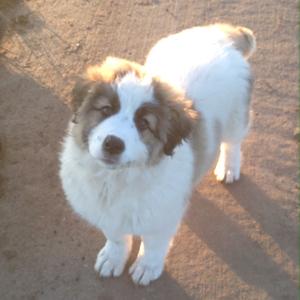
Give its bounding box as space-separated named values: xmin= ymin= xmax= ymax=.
xmin=70 ymin=57 xmax=197 ymax=168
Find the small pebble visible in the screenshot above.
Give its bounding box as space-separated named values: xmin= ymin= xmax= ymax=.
xmin=293 ymin=127 xmax=300 ymax=140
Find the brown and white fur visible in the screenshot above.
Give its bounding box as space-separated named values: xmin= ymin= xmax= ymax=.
xmin=59 ymin=24 xmax=256 ymax=285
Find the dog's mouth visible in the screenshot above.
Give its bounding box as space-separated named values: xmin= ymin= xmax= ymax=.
xmin=97 ymin=155 xmax=137 ymax=170
xmin=101 ymin=157 xmax=119 ymax=165
xmin=90 ymin=150 xmax=139 ymax=170
xmin=100 ymin=155 xmax=120 ymax=166
xmin=88 ymin=149 xmax=125 ymax=169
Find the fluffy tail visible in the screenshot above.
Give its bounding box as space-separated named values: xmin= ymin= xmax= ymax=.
xmin=234 ymin=26 xmax=256 ymax=58
xmin=215 ymin=24 xmax=256 ymax=59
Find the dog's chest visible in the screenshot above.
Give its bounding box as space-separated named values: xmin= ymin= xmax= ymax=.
xmin=62 ymin=164 xmax=158 ymax=234
xmin=60 ymin=138 xmax=195 ymax=236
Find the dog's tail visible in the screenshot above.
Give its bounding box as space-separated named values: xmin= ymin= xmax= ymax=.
xmin=215 ymin=24 xmax=256 ymax=59
xmin=232 ymin=26 xmax=256 ymax=59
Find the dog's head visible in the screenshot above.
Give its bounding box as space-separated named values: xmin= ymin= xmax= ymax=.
xmin=69 ymin=57 xmax=198 ymax=168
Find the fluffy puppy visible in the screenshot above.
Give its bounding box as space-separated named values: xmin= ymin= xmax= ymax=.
xmin=59 ymin=23 xmax=256 ymax=285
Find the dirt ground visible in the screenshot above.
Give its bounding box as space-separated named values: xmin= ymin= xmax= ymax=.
xmin=0 ymin=0 xmax=298 ymax=299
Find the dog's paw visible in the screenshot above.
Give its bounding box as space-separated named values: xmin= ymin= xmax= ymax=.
xmin=214 ymin=164 xmax=240 ymax=184
xmin=214 ymin=147 xmax=241 ymax=184
xmin=129 ymin=257 xmax=163 ymax=286
xmin=94 ymin=240 xmax=130 ymax=278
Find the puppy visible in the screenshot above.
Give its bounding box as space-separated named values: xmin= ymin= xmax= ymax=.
xmin=59 ymin=23 xmax=255 ymax=285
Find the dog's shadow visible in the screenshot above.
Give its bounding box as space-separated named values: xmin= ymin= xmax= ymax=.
xmin=185 ymin=175 xmax=298 ymax=299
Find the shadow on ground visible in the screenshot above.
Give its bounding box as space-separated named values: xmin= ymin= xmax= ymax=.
xmin=186 ymin=178 xmax=298 ymax=300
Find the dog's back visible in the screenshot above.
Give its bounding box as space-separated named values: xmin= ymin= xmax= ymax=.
xmin=145 ymin=24 xmax=255 ymax=121
xmin=146 ymin=24 xmax=256 ymax=183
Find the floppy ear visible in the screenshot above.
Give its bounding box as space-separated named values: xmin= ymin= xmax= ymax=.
xmin=152 ymin=78 xmax=198 ymax=156
xmin=163 ymin=100 xmax=198 ymax=156
xmin=69 ymin=78 xmax=93 ymax=123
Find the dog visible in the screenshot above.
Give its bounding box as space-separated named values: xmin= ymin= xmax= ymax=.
xmin=59 ymin=23 xmax=255 ymax=285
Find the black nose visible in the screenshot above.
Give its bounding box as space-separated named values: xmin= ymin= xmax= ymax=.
xmin=103 ymin=135 xmax=125 ymax=155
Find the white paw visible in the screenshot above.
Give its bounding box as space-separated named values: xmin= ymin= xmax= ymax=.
xmin=94 ymin=242 xmax=129 ymax=278
xmin=214 ymin=143 xmax=242 ymax=184
xmin=214 ymin=163 xmax=240 ymax=184
xmin=129 ymin=257 xmax=163 ymax=286
xmin=214 ymin=149 xmax=241 ymax=184
xmin=214 ymin=156 xmax=240 ymax=183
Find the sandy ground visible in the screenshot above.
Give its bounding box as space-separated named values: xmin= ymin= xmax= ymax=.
xmin=0 ymin=1 xmax=298 ymax=299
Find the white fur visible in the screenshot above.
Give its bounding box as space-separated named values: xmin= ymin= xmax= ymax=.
xmin=145 ymin=25 xmax=252 ymax=184
xmin=60 ymin=24 xmax=254 ymax=285
xmin=214 ymin=142 xmax=242 ymax=183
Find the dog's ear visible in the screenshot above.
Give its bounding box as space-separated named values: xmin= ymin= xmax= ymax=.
xmin=163 ymin=100 xmax=198 ymax=156
xmin=87 ymin=57 xmax=145 ymax=82
xmin=69 ymin=78 xmax=94 ymax=123
xmin=153 ymin=78 xmax=198 ymax=156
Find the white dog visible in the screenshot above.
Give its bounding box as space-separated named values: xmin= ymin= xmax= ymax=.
xmin=59 ymin=23 xmax=255 ymax=285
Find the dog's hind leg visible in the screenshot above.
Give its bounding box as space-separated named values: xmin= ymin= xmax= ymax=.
xmin=214 ymin=141 xmax=242 ymax=183
xmin=214 ymin=107 xmax=251 ymax=184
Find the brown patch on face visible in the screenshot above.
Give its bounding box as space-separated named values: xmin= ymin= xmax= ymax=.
xmin=70 ymin=79 xmax=120 ymax=148
xmin=69 ymin=57 xmax=144 ymax=115
xmin=152 ymin=79 xmax=198 ymax=156
xmin=134 ymin=103 xmax=164 ymax=164
xmin=70 ymin=79 xmax=93 ymax=113
xmin=86 ymin=57 xmax=145 ymax=83
xmin=133 ymin=79 xmax=198 ymax=164
xmin=135 ymin=103 xmax=160 ymax=137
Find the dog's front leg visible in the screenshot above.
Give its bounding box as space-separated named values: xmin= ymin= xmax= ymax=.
xmin=129 ymin=233 xmax=173 ymax=285
xmin=94 ymin=233 xmax=132 ymax=278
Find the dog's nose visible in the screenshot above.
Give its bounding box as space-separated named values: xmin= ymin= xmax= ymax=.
xmin=102 ymin=135 xmax=125 ymax=155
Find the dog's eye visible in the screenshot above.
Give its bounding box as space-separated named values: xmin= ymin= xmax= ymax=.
xmin=100 ymin=106 xmax=113 ymax=116
xmin=137 ymin=117 xmax=149 ymax=131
